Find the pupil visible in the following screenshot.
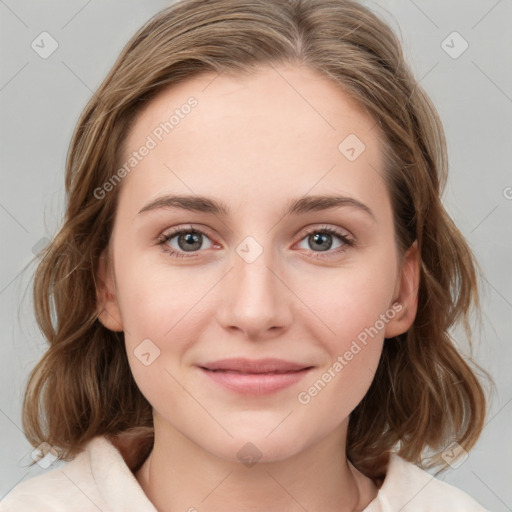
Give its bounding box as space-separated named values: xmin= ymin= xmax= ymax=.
xmin=311 ymin=233 xmax=331 ymax=251
xmin=179 ymin=232 xmax=201 ymax=251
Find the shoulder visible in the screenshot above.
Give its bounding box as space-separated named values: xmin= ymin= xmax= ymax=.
xmin=0 ymin=435 xmax=153 ymax=512
xmin=369 ymin=454 xmax=489 ymax=512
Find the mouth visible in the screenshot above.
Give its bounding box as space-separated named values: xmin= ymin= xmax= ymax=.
xmin=197 ymin=358 xmax=314 ymax=395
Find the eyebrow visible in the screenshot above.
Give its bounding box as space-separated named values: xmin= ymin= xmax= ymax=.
xmin=137 ymin=194 xmax=375 ymax=220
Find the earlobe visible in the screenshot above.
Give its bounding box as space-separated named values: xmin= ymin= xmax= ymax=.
xmin=95 ymin=250 xmax=124 ymax=332
xmin=384 ymin=240 xmax=420 ymax=339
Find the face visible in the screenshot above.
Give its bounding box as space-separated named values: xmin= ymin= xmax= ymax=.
xmin=97 ymin=64 xmax=419 ymax=463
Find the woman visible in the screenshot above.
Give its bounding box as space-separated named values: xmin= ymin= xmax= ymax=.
xmin=2 ymin=0 xmax=489 ymax=510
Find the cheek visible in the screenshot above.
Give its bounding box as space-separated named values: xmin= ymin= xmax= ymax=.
xmin=113 ymin=257 xmax=217 ymax=399
xmin=294 ymin=277 xmax=389 ymax=425
xmin=114 ymin=252 xmax=215 ymax=341
xmin=296 ymin=337 xmax=384 ymax=432
xmin=297 ymin=258 xmax=397 ymax=348
xmin=292 ymin=259 xmax=395 ymax=413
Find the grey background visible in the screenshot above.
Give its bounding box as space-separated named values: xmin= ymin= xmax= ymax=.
xmin=1 ymin=0 xmax=511 ymax=509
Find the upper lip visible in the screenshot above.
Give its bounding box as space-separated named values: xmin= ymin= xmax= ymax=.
xmin=199 ymin=358 xmax=313 ymax=374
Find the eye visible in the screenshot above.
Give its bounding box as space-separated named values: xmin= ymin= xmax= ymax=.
xmin=157 ymin=225 xmax=215 ymax=258
xmin=295 ymin=225 xmax=354 ymax=259
xmin=157 ymin=224 xmax=354 ymax=260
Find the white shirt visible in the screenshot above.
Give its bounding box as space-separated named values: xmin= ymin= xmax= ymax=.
xmin=1 ymin=435 xmax=488 ymax=511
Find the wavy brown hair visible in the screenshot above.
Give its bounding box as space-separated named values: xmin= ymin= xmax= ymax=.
xmin=22 ymin=0 xmax=488 ymax=481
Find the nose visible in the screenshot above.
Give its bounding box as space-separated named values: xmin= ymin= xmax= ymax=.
xmin=216 ymin=240 xmax=292 ymax=341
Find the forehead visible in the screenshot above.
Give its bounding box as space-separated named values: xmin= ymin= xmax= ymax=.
xmin=117 ymin=64 xmax=389 ymax=219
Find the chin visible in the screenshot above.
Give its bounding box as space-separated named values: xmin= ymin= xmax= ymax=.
xmin=216 ymin=425 xmax=313 ymax=465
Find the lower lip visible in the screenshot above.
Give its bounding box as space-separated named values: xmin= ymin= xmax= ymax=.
xmin=199 ymin=367 xmax=312 ymax=395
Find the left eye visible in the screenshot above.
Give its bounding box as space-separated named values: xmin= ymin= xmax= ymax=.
xmin=158 ymin=226 xmax=353 ymax=259
xmin=295 ymin=227 xmax=352 ymax=253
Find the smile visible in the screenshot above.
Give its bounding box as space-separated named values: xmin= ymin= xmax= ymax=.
xmin=197 ymin=358 xmax=314 ymax=395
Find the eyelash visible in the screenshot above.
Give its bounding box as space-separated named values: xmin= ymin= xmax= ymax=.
xmin=157 ymin=224 xmax=355 ymax=260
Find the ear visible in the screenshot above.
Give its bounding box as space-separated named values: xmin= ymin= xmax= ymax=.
xmin=95 ymin=249 xmax=124 ymax=332
xmin=384 ymin=240 xmax=420 ymax=339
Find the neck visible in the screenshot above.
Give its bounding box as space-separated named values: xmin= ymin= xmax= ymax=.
xmin=134 ymin=419 xmax=378 ymax=512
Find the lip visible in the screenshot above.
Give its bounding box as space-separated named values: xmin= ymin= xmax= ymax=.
xmin=198 ymin=358 xmax=313 ymax=395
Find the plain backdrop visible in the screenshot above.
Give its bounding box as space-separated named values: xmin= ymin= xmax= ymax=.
xmin=1 ymin=0 xmax=511 ymax=509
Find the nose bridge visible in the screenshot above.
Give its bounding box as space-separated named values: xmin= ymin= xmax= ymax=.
xmin=217 ymin=233 xmax=290 ymax=337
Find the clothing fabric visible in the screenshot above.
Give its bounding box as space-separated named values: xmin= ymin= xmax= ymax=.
xmin=1 ymin=435 xmax=488 ymax=511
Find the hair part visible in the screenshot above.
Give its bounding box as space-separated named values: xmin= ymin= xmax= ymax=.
xmin=23 ymin=0 xmax=487 ymax=481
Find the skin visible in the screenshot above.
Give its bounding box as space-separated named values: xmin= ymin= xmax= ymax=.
xmin=97 ymin=64 xmax=419 ymax=512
